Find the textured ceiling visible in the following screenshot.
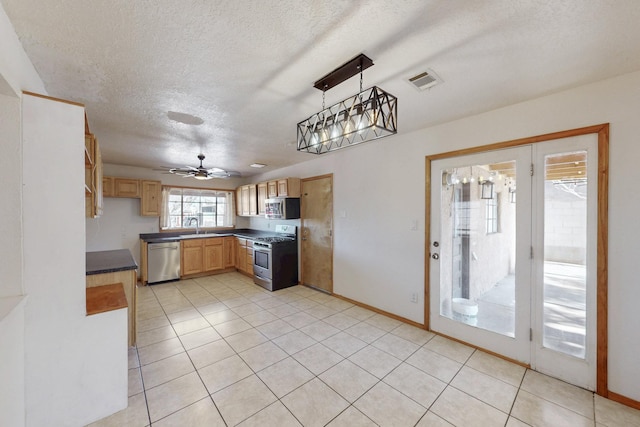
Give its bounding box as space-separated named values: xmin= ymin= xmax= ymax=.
xmin=4 ymin=0 xmax=640 ymax=177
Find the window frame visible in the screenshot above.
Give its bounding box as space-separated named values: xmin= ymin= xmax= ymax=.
xmin=161 ymin=185 xmax=235 ymax=231
xmin=486 ymin=192 xmax=499 ymax=234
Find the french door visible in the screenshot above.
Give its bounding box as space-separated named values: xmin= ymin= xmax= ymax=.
xmin=428 ymin=134 xmax=598 ymax=390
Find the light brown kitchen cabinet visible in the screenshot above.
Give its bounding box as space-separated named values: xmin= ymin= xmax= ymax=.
xmin=85 ymin=133 xmax=103 ymax=218
xmin=241 ymin=186 xmax=250 ymax=216
xmin=223 ymin=237 xmax=236 ymax=268
xmin=249 ymin=185 xmax=257 ymax=215
xmin=267 ymin=181 xmax=278 ymax=198
xmin=114 ymin=178 xmax=141 ymax=198
xmin=236 ymin=184 xmax=258 ymax=217
xmin=204 ymin=238 xmax=223 ymax=272
xmin=102 ymin=176 xmax=114 ymax=197
xmin=236 ymin=238 xmax=247 ymax=272
xmin=277 ymin=178 xmax=301 ymax=197
xmin=234 ymin=238 xmax=254 ymax=275
xmin=236 ymin=187 xmax=242 ymax=216
xmin=181 ymin=239 xmax=204 ymax=275
xmin=257 ymin=182 xmax=267 ymax=216
xmin=245 ymin=246 xmax=254 ymax=275
xmin=140 ymin=180 xmax=161 ymax=217
xmin=181 ymin=237 xmax=229 ymax=278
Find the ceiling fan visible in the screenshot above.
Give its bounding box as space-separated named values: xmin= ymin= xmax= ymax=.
xmin=158 ymin=154 xmax=240 ymax=180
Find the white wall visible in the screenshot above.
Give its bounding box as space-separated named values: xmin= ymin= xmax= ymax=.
xmin=0 ymin=297 xmax=26 ymax=427
xmin=22 ymin=93 xmax=127 ymax=426
xmin=0 ymin=92 xmax=23 ymax=297
xmin=0 ymin=4 xmax=46 ymax=425
xmin=0 ymin=4 xmax=44 ymax=96
xmin=246 ymin=71 xmax=640 ymax=401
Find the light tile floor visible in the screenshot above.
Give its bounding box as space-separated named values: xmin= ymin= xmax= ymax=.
xmin=89 ymin=272 xmax=640 ymax=427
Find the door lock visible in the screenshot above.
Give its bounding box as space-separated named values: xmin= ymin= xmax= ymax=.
xmin=433 ymin=241 xmax=439 ymax=247
xmin=432 ymin=253 xmax=439 ymax=260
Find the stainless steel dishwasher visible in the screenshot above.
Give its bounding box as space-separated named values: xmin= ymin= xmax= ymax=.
xmin=147 ymin=241 xmax=180 ymax=284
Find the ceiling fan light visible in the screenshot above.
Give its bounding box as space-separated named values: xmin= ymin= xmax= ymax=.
xmin=194 ymin=175 xmax=212 ymax=180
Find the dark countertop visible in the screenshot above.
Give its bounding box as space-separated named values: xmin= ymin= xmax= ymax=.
xmin=139 ymin=228 xmax=281 ymax=244
xmin=86 ymin=249 xmax=138 ymax=275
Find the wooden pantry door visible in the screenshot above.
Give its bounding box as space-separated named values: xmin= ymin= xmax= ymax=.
xmin=301 ymin=174 xmax=334 ymax=293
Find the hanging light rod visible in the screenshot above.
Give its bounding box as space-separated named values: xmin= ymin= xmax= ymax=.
xmin=313 ymin=53 xmax=374 ymax=91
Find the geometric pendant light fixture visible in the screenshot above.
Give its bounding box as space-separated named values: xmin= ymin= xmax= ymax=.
xmin=297 ymin=54 xmax=398 ymax=154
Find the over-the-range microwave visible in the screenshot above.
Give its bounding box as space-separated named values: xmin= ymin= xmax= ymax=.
xmin=265 ymin=197 xmax=300 ymax=219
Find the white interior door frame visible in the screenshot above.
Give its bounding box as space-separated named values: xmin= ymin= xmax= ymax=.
xmin=530 ymin=135 xmax=599 ymax=390
xmin=429 ymin=146 xmax=532 ymax=364
xmin=425 ymin=124 xmax=609 ymax=395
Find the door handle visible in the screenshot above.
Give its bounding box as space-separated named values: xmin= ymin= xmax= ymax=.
xmin=302 ymin=237 xmax=307 ymax=241
xmin=432 ymin=253 xmax=439 ymax=260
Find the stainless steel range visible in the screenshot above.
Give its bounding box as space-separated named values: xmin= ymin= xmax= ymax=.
xmin=253 ymin=225 xmax=298 ymax=291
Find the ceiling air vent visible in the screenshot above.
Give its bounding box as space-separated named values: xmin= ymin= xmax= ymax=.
xmin=407 ymin=69 xmax=441 ymax=91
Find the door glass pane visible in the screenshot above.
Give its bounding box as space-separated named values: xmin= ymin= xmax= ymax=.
xmin=543 ymin=151 xmax=587 ymax=358
xmin=440 ymin=162 xmax=517 ymax=337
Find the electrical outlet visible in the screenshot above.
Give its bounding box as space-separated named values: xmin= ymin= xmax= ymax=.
xmin=410 ymin=220 xmax=418 ymax=230
xmin=410 ymin=292 xmax=419 ymax=303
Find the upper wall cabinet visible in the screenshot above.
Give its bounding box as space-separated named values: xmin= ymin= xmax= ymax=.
xmin=277 ymin=178 xmax=301 ymax=197
xmin=102 ymin=176 xmax=161 ymax=217
xmin=103 ymin=177 xmax=141 ymax=198
xmin=267 ymin=181 xmax=278 ymax=198
xmin=140 ymin=180 xmax=161 ymax=217
xmin=237 ymin=184 xmax=257 ymax=217
xmin=114 ymin=178 xmax=140 ymax=198
xmin=85 ymin=133 xmax=103 ymax=218
xmin=235 ymin=178 xmax=300 ymax=217
xmin=257 ymin=182 xmax=267 ymax=216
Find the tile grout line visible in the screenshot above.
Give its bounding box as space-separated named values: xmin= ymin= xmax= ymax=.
xmin=142 ymin=274 xmax=518 ymax=426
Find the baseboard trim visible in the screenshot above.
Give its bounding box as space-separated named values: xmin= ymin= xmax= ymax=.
xmin=331 ymin=293 xmax=424 ymax=329
xmin=607 ymin=391 xmax=640 ymax=410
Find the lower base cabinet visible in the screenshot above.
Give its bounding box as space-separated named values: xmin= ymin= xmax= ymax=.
xmin=235 ymin=238 xmax=254 ymax=276
xmin=86 ymin=269 xmax=137 ymax=346
xmin=204 ymin=239 xmax=223 ymax=272
xmin=181 ymin=237 xmax=230 ymax=277
xmin=182 ymin=240 xmax=204 ymax=275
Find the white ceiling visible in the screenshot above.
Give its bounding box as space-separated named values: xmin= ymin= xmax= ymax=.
xmin=4 ymin=0 xmax=640 ymax=177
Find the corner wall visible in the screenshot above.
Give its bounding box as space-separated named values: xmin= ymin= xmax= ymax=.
xmin=22 ymin=94 xmax=127 ymax=426
xmin=248 ymin=70 xmax=640 ymax=402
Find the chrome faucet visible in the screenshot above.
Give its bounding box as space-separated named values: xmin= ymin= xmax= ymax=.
xmin=187 ymin=217 xmax=199 ymax=234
